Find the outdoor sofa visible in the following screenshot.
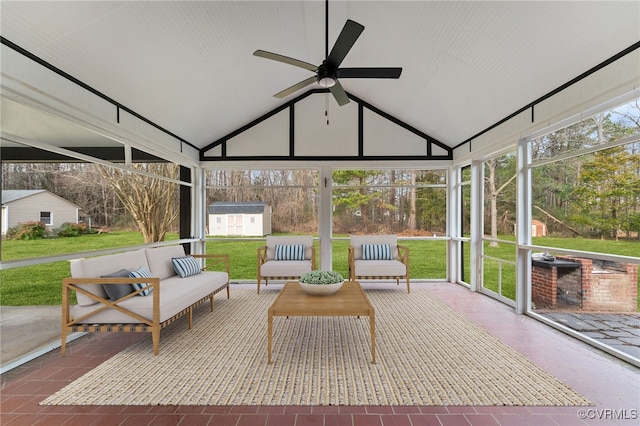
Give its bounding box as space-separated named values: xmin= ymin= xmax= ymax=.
xmin=61 ymin=245 xmax=229 ymax=355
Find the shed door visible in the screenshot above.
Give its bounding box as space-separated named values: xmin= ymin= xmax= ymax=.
xmin=227 ymin=214 xmax=243 ymax=235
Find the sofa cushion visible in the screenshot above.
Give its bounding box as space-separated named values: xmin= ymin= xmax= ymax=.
xmin=70 ymin=249 xmax=149 ymax=306
xmin=362 ymin=243 xmax=392 ymax=260
xmin=72 ymin=271 xmax=228 ymax=324
xmin=129 ymin=267 xmax=154 ymax=296
xmin=172 ymin=256 xmax=201 ymax=278
xmin=145 ymin=245 xmax=186 ymax=280
xmin=274 ymin=244 xmax=305 ymax=261
xmin=101 ymin=269 xmax=134 ymax=300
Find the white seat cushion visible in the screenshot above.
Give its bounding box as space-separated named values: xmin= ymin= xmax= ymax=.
xmin=354 ymin=259 xmax=406 ymax=277
xmin=260 ymin=260 xmax=312 ymax=277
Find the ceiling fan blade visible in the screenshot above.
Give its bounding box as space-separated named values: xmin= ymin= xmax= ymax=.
xmin=329 ymin=79 xmax=350 ymax=106
xmin=274 ymin=76 xmax=317 ymax=98
xmin=336 ymin=67 xmax=403 ymax=79
xmin=253 ymin=50 xmax=318 ymax=72
xmin=326 ymin=19 xmax=364 ymax=68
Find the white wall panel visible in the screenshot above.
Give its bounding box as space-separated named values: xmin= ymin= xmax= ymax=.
xmin=203 ymin=144 xmax=223 ymax=158
xmin=294 ymin=94 xmax=358 ymax=156
xmin=363 ymin=109 xmax=426 ymax=156
xmin=226 ymin=109 xmax=289 ymax=156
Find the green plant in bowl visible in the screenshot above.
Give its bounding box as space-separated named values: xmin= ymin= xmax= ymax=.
xmin=299 ymin=270 xmax=344 ymax=284
xmin=298 ymin=271 xmax=345 ymax=295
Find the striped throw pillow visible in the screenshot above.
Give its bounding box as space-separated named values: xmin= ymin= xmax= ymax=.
xmin=128 ymin=266 xmax=154 ymax=296
xmin=172 ymin=256 xmax=202 ymax=278
xmin=274 ymin=244 xmax=306 ymax=261
xmin=362 ymin=243 xmax=393 ymax=260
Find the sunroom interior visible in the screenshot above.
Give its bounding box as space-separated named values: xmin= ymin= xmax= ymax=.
xmin=1 ymin=0 xmax=639 ymax=373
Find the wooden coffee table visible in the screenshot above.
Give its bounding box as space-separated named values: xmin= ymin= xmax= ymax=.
xmin=267 ymin=280 xmax=376 ymax=364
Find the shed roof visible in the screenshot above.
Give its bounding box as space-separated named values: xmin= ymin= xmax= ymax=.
xmin=208 ymin=202 xmax=268 ymax=215
xmin=2 ymin=190 xmax=47 ymax=204
xmin=2 ymin=190 xmax=81 ymax=208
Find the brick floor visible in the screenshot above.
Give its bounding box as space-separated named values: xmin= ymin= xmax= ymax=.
xmin=1 ymin=282 xmax=639 ymax=425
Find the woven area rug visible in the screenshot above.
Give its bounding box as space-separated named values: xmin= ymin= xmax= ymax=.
xmin=41 ymin=288 xmax=591 ymax=406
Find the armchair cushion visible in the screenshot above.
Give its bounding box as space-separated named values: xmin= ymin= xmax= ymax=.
xmin=274 ymin=244 xmax=306 ymax=261
xmin=353 ymin=259 xmax=407 ymax=277
xmin=351 ymin=235 xmax=399 ymax=259
xmin=349 ymin=235 xmax=410 ymax=293
xmin=266 ymin=235 xmax=314 ymax=260
xmin=362 ymin=243 xmax=393 ymax=260
xmin=261 ymin=260 xmax=312 ymax=277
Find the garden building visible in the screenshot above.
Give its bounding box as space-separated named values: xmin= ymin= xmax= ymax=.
xmin=208 ymin=201 xmax=272 ymax=236
xmin=1 ymin=190 xmax=81 ymax=235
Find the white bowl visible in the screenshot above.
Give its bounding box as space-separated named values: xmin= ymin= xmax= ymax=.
xmin=298 ymin=280 xmax=344 ymax=296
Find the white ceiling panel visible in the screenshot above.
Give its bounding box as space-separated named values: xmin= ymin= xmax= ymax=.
xmin=1 ymin=1 xmax=638 ymax=151
xmin=1 ymin=98 xmax=121 ymax=148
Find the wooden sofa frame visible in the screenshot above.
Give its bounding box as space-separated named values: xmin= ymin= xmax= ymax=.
xmin=61 ymin=253 xmax=230 ymax=356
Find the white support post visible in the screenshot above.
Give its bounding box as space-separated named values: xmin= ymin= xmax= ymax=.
xmin=319 ymin=166 xmax=333 ymax=271
xmin=470 ymin=160 xmax=484 ymax=292
xmin=447 ymin=165 xmax=459 ymax=283
xmin=124 ymin=144 xmax=132 ymax=167
xmin=515 ymin=138 xmax=532 ymax=314
xmin=193 ymin=166 xmax=206 ymax=256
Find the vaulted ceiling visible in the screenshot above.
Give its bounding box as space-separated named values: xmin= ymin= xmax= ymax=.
xmin=1 ymin=1 xmax=639 ymax=155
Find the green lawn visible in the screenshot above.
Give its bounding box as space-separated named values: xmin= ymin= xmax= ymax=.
xmin=0 ymin=232 xmax=637 ymax=306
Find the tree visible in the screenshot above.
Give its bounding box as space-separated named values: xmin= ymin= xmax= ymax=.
xmin=96 ymin=163 xmax=180 ymax=243
xmin=332 ymin=170 xmax=386 ymax=232
xmin=485 ymin=157 xmax=516 ymax=247
xmin=572 ymin=145 xmax=640 ymax=239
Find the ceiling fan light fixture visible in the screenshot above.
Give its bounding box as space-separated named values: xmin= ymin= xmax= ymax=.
xmin=318 ymin=76 xmax=336 ymax=88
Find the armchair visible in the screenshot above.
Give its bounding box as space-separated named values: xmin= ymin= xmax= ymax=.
xmin=257 ymin=235 xmax=316 ymax=294
xmin=348 ymin=235 xmax=410 ymax=293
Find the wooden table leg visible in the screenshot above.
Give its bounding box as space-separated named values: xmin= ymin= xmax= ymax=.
xmin=267 ymin=310 xmax=273 ymax=364
xmin=370 ymin=310 xmax=376 ymax=364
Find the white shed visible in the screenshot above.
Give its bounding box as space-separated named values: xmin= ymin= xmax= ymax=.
xmin=208 ymin=201 xmax=271 ymax=236
xmin=1 ymin=190 xmax=81 ymax=235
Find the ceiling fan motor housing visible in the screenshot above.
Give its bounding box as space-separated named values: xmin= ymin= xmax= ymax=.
xmin=317 ymin=62 xmax=337 ymax=87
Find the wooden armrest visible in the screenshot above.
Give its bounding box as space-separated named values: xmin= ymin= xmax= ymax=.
xmin=192 ymin=253 xmax=230 ymax=274
xmin=397 ymin=245 xmax=409 ymax=264
xmin=310 ymin=246 xmax=317 ymax=270
xmin=257 ymin=246 xmax=268 ymax=265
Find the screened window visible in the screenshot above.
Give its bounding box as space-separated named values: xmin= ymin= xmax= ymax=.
xmin=39 ymin=211 xmax=52 ymax=225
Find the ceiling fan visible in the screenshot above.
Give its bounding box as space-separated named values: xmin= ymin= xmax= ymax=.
xmin=253 ymin=1 xmax=402 ymax=106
